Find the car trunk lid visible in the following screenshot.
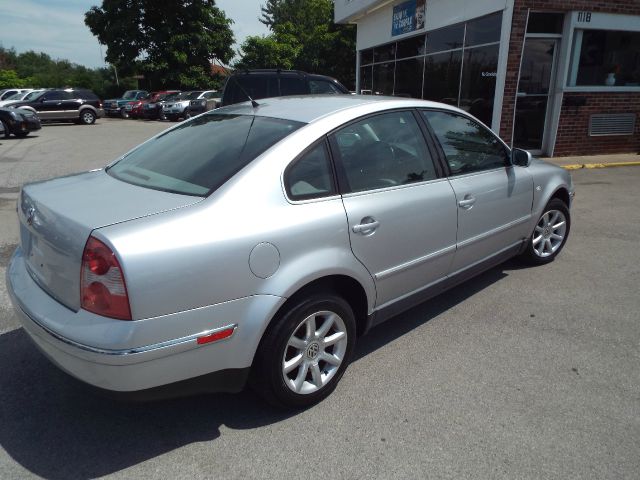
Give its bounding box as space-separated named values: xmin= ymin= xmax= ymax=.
xmin=19 ymin=169 xmax=202 ymax=311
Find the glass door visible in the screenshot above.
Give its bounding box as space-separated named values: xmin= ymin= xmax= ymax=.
xmin=513 ymin=38 xmax=558 ymax=153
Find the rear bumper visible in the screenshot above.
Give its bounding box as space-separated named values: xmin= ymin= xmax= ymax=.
xmin=7 ymin=247 xmax=284 ymax=393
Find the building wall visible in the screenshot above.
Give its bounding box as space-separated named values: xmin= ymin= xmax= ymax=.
xmin=554 ymin=92 xmax=640 ymax=156
xmin=500 ymin=0 xmax=640 ymax=156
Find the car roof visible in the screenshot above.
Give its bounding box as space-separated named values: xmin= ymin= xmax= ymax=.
xmin=215 ymin=95 xmax=466 ymax=124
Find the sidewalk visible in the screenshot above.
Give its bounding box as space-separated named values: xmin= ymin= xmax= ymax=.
xmin=542 ymin=152 xmax=640 ymax=170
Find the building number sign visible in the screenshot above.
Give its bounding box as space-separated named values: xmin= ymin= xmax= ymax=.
xmin=577 ymin=11 xmax=592 ymax=22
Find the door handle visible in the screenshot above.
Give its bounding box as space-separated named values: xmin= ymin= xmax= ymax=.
xmin=458 ymin=196 xmax=476 ymax=209
xmin=352 ymin=219 xmax=380 ymax=234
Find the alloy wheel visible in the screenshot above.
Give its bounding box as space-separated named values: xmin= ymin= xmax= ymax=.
xmin=82 ymin=111 xmax=95 ymax=124
xmin=532 ymin=209 xmax=567 ymax=257
xmin=282 ymin=310 xmax=348 ymax=394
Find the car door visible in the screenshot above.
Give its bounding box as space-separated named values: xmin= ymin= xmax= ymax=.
xmin=421 ymin=110 xmax=534 ymax=274
xmin=37 ymin=90 xmax=72 ymax=119
xmin=63 ymin=90 xmax=83 ymax=119
xmin=329 ymin=110 xmax=458 ymax=308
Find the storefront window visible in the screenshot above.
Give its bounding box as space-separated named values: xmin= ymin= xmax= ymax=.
xmin=571 ymin=30 xmax=640 ymax=87
xmin=394 ymin=57 xmax=425 ymax=98
xmin=459 ymin=44 xmax=499 ymax=125
xmin=423 ymin=51 xmax=462 ymax=105
xmin=372 ymin=62 xmax=395 ymax=95
xmin=360 ymin=65 xmax=373 ymax=93
xmin=465 ymin=13 xmax=502 ymax=47
xmin=360 ymin=48 xmax=373 ymax=65
xmin=396 ymin=35 xmax=426 ymax=59
xmin=374 ymin=42 xmax=396 ymax=63
xmin=426 ymin=24 xmax=464 ymax=54
xmin=356 ymin=11 xmax=503 ymax=125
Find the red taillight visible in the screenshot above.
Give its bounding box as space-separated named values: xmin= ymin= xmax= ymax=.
xmin=81 ymin=236 xmax=131 ymax=320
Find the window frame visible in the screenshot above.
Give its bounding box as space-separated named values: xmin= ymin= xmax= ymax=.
xmin=283 ymin=137 xmax=340 ymax=203
xmin=417 ymin=108 xmax=512 ymax=178
xmin=327 ymin=108 xmax=446 ymax=195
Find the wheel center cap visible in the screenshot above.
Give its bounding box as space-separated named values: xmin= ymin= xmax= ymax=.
xmin=543 ymin=227 xmax=551 ymax=238
xmin=306 ymin=342 xmax=320 ymax=359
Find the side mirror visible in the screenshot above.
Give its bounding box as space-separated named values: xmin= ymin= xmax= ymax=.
xmin=512 ymin=148 xmax=532 ymax=167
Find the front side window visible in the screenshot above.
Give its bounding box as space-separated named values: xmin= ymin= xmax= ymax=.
xmin=108 ymin=114 xmax=303 ymax=196
xmin=422 ymin=110 xmax=508 ymax=175
xmin=570 ymin=29 xmax=640 ymax=87
xmin=285 ymin=141 xmax=336 ymax=200
xmin=331 ymin=111 xmax=437 ymax=193
xmin=44 ymin=91 xmax=72 ymax=101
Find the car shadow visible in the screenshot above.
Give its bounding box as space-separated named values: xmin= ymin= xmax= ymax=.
xmin=0 ymin=261 xmax=516 ymax=479
xmin=0 ymin=135 xmax=39 ymax=141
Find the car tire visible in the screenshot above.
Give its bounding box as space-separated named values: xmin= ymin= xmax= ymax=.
xmin=14 ymin=131 xmax=29 ymax=138
xmin=252 ymin=293 xmax=356 ymax=408
xmin=184 ymin=109 xmax=192 ymax=119
xmin=120 ymin=109 xmax=129 ymax=119
xmin=521 ymin=198 xmax=570 ymax=265
xmin=79 ymin=110 xmax=96 ymax=125
xmin=0 ymin=119 xmax=10 ymax=139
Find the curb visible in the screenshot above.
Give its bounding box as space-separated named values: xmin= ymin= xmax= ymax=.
xmin=560 ymin=161 xmax=640 ymax=170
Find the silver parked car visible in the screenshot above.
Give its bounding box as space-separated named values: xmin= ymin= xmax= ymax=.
xmin=7 ymin=96 xmax=573 ymax=407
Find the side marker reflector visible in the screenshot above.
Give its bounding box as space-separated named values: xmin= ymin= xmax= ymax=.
xmin=197 ymin=326 xmax=236 ymax=345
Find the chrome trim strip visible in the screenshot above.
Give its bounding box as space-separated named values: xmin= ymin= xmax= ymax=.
xmin=374 ymin=244 xmax=456 ymax=280
xmin=20 ymin=304 xmax=237 ymax=358
xmin=457 ymin=214 xmax=531 ymax=249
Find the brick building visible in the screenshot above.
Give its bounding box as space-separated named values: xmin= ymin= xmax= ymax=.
xmin=335 ymin=0 xmax=640 ymax=156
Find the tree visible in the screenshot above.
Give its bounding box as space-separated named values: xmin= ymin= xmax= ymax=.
xmin=235 ymin=24 xmax=301 ymax=70
xmin=0 ymin=69 xmax=30 ymax=89
xmin=85 ymin=0 xmax=234 ymax=89
xmin=239 ymin=0 xmax=356 ymax=88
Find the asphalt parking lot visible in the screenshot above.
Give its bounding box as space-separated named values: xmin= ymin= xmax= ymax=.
xmin=0 ymin=119 xmax=639 ymax=479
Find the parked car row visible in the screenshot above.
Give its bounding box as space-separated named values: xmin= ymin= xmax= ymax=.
xmin=105 ymin=70 xmax=351 ymax=123
xmin=104 ymin=89 xmax=221 ymax=121
xmin=0 ymin=87 xmax=106 ymax=138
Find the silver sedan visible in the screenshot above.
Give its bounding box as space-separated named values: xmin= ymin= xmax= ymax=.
xmin=7 ymin=96 xmax=573 ymax=407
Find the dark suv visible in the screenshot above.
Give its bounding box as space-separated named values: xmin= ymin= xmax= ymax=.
xmin=8 ymin=89 xmax=104 ymax=125
xmin=220 ymin=70 xmax=349 ymax=107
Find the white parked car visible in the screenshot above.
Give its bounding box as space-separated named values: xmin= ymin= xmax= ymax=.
xmin=0 ymin=89 xmax=45 ymax=108
xmin=0 ymin=88 xmax=36 ymax=107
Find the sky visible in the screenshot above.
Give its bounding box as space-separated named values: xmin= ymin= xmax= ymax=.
xmin=0 ymin=0 xmax=270 ymax=68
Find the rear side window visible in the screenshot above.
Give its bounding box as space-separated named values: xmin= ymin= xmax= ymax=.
xmin=74 ymin=90 xmax=98 ymax=100
xmin=285 ymin=141 xmax=336 ymax=200
xmin=309 ymin=80 xmax=342 ymax=94
xmin=422 ymin=110 xmax=509 ymax=175
xmin=279 ymin=77 xmax=309 ymax=95
xmin=331 ymin=111 xmax=438 ymax=193
xmin=108 ymin=114 xmax=304 ymax=196
xmin=226 ymin=76 xmax=278 ymax=104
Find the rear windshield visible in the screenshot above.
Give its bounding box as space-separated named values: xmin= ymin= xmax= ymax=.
xmin=107 ymin=114 xmax=304 ymax=196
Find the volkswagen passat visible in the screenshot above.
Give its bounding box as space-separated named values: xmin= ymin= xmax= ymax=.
xmin=7 ymin=96 xmax=573 ymax=407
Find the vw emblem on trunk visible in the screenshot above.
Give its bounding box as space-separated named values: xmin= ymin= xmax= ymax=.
xmin=26 ymin=207 xmax=36 ymax=226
